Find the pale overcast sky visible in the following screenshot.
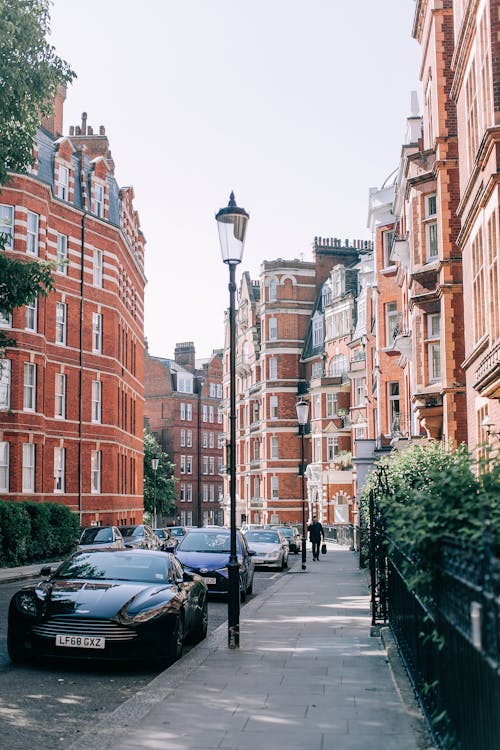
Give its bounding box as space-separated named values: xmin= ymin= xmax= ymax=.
xmin=49 ymin=0 xmax=421 ymax=360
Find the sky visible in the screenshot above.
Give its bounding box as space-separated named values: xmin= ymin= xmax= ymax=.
xmin=49 ymin=0 xmax=421 ymax=361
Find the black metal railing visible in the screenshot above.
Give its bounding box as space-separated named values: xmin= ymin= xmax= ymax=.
xmin=386 ymin=536 xmax=500 ymax=750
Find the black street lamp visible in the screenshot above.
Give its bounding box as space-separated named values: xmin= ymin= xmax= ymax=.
xmin=216 ymin=191 xmax=249 ymax=649
xmin=151 ymin=458 xmax=159 ymax=528
xmin=296 ymin=399 xmax=309 ymax=571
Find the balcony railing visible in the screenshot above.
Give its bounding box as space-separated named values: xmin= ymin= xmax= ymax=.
xmin=474 ymin=339 xmax=500 ymax=396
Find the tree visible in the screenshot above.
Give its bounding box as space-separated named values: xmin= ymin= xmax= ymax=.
xmin=0 ymin=0 xmax=75 ymax=346
xmin=0 ymin=0 xmax=75 ymax=184
xmin=143 ymin=430 xmax=177 ymax=523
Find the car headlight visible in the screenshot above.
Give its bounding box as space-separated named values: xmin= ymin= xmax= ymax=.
xmin=17 ymin=592 xmax=38 ymax=616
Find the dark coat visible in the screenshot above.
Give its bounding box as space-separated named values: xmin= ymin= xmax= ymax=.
xmin=308 ymin=521 xmax=324 ymax=542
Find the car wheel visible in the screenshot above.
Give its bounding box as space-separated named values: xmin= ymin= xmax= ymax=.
xmin=192 ymin=598 xmax=208 ymax=644
xmin=283 ymin=555 xmax=288 ymax=569
xmin=173 ymin=613 xmax=185 ymax=661
xmin=7 ymin=632 xmax=29 ymax=664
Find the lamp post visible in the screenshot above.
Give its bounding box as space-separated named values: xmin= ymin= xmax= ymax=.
xmin=296 ymin=399 xmax=309 ymax=571
xmin=216 ymin=191 xmax=249 ymax=649
xmin=151 ymin=458 xmax=159 ymax=529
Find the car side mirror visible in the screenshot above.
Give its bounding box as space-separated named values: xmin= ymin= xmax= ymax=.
xmin=40 ymin=566 xmax=52 ymax=576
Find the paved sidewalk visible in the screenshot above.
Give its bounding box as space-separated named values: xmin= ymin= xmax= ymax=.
xmin=59 ymin=543 xmax=430 ymax=750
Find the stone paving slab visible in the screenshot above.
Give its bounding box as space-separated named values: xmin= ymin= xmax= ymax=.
xmin=62 ymin=543 xmax=430 ymax=750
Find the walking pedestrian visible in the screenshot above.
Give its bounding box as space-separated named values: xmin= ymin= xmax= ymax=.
xmin=308 ymin=516 xmax=325 ymax=561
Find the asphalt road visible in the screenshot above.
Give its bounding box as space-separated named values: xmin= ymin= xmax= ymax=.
xmin=0 ymin=556 xmax=299 ymax=750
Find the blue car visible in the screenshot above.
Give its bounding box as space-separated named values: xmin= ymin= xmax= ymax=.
xmin=173 ymin=527 xmax=255 ymax=602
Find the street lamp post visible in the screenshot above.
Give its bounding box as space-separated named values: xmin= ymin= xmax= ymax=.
xmin=216 ymin=192 xmax=249 ymax=649
xmin=151 ymin=458 xmax=159 ymax=529
xmin=296 ymin=399 xmax=309 ymax=571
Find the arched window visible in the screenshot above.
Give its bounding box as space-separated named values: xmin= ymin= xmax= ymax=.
xmin=329 ymin=354 xmax=348 ymax=377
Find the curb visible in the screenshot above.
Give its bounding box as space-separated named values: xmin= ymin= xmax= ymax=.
xmin=66 ymin=556 xmax=299 ymax=750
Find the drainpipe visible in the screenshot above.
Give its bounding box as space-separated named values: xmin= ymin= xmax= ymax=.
xmin=78 ymin=211 xmax=85 ymax=523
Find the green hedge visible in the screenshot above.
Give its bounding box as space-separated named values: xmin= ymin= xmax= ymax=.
xmin=360 ymin=442 xmax=500 ymax=600
xmin=0 ymin=499 xmax=79 ymax=566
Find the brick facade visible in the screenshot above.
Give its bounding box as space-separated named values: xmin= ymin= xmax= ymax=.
xmin=0 ymin=99 xmax=145 ymax=526
xmin=144 ymin=344 xmax=224 ymax=527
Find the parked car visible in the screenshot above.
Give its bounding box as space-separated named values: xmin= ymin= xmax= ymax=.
xmin=167 ymin=526 xmax=188 ymax=543
xmin=242 ymin=529 xmax=289 ymax=569
xmin=274 ymin=526 xmax=301 ymax=555
xmin=173 ymin=527 xmax=255 ymax=602
xmin=118 ymin=524 xmax=160 ymax=550
xmin=153 ymin=528 xmax=172 ymax=551
xmin=7 ymin=549 xmax=208 ymax=665
xmin=77 ymin=526 xmax=124 ymax=551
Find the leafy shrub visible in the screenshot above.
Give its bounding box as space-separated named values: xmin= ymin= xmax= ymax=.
xmin=361 ymin=442 xmax=499 ymax=600
xmin=0 ymin=500 xmax=79 ymax=566
xmin=0 ymin=500 xmax=31 ymax=565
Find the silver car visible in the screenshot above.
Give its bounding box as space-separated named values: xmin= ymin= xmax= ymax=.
xmin=77 ymin=526 xmax=124 ymax=551
xmin=243 ymin=529 xmax=289 ymax=570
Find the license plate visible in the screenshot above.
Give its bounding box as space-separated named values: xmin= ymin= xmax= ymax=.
xmin=202 ymin=577 xmax=216 ymax=585
xmin=55 ymin=634 xmax=105 ymax=649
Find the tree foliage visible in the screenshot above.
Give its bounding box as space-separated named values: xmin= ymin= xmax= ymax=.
xmin=143 ymin=430 xmax=177 ymax=521
xmin=0 ymin=0 xmax=75 ymax=347
xmin=0 ymin=0 xmax=75 ymax=184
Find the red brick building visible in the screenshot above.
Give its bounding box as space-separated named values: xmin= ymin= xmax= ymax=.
xmin=0 ymin=92 xmax=145 ymax=526
xmin=144 ymin=343 xmax=224 ymax=526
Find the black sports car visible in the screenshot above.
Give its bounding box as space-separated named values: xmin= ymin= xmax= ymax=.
xmin=7 ymin=549 xmax=208 ymax=665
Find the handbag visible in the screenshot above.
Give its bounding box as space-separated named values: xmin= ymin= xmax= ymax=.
xmin=321 ymin=543 xmax=327 ymax=555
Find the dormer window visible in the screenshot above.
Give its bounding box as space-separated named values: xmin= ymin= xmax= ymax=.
xmin=312 ymin=312 xmax=324 ymax=347
xmin=322 ymin=281 xmax=332 ymax=307
xmin=177 ymin=373 xmax=193 ymax=394
xmin=94 ymin=184 xmax=104 ymax=218
xmin=57 ymin=165 xmax=69 ymax=200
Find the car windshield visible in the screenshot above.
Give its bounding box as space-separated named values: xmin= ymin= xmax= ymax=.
xmin=278 ymin=528 xmax=293 ymax=538
xmin=169 ymin=528 xmax=184 ymax=537
xmin=245 ymin=531 xmax=280 ymax=544
xmin=120 ymin=527 xmax=143 ymax=538
xmin=55 ymin=552 xmax=169 ymax=583
xmin=80 ymin=527 xmax=114 ymax=544
xmin=154 ymin=529 xmax=166 ymax=539
xmin=178 ymin=531 xmax=238 ymax=553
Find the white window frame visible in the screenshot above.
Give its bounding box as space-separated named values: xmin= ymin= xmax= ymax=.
xmin=26 ymin=211 xmax=39 ymax=255
xmin=387 ymin=382 xmax=400 ymax=435
xmin=0 ymin=310 xmax=12 ymax=328
xmin=270 ymin=436 xmax=279 ymax=459
xmin=180 ymin=455 xmax=186 ymax=474
xmin=326 ymin=393 xmax=338 ymax=417
xmin=269 ymin=278 xmax=277 ymax=302
xmin=386 ymin=302 xmax=399 ymax=345
xmin=209 ymin=431 xmax=214 ymax=448
xmin=186 ymin=403 xmax=192 ymax=421
xmin=327 ymin=435 xmax=338 ymax=461
xmin=312 ymin=313 xmax=323 ymax=347
xmin=180 ymin=402 xmax=186 ymax=420
xmin=0 ymin=204 xmax=14 ymax=249
xmin=92 ymin=312 xmax=103 ymax=353
xmin=269 ymin=356 xmax=278 ymax=380
xmin=57 ymin=164 xmax=69 ymax=200
xmin=209 ymin=456 xmax=215 ymax=475
xmin=203 ymin=456 xmax=208 ymax=475
xmin=56 ymin=301 xmax=67 ymax=345
xmin=354 ymin=377 xmax=364 ymax=407
xmin=180 ymin=429 xmax=186 ymax=447
xmin=0 ymin=441 xmax=9 ymax=492
xmin=383 ymin=230 xmax=395 ymax=268
xmin=217 ymin=407 xmax=223 ymax=424
xmin=0 ymin=359 xmax=11 ymax=409
xmin=54 ymin=447 xmax=65 ymax=492
xmin=427 ymin=313 xmax=441 ymax=383
xmin=187 ymin=455 xmax=193 ymax=474
xmin=22 ymin=443 xmax=35 ymax=493
xmin=93 ymin=249 xmax=103 ymax=287
xmin=270 ymin=395 xmax=278 ymax=419
xmin=271 ymin=476 xmax=279 ymax=499
xmin=269 ymin=317 xmax=278 ymax=340
xmin=91 ymin=450 xmax=101 ymax=493
xmin=23 ymin=362 xmax=36 ymax=412
xmin=55 ymin=372 xmax=66 ymax=419
xmin=56 ymin=233 xmax=68 ymax=274
xmin=92 ymin=380 xmax=102 ymax=423
xmin=186 ymin=484 xmax=192 ymax=501
xmin=25 ymin=297 xmax=38 ymax=332
xmin=94 ymin=183 xmax=104 ymax=218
